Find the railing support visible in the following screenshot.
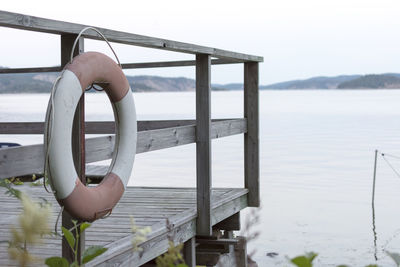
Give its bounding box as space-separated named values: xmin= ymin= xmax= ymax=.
xmin=60 ymin=34 xmax=86 ymax=264
xmin=196 ymin=54 xmax=212 ymax=235
xmin=244 ymin=62 xmax=260 ymax=207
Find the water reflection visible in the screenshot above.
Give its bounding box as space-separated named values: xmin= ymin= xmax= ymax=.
xmin=372 ymin=202 xmax=378 ymax=261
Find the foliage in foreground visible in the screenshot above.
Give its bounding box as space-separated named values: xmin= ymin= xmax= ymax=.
xmin=0 ymin=178 xmax=107 ymax=267
xmin=288 ymin=251 xmax=400 ymax=267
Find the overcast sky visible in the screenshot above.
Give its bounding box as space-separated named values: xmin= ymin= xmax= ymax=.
xmin=1 ymin=0 xmax=400 ymax=85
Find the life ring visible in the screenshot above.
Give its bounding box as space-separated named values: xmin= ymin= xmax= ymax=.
xmin=44 ymin=51 xmax=137 ymax=222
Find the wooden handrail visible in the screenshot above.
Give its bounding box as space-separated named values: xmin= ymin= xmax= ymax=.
xmin=0 ymin=119 xmax=246 ymax=180
xmin=0 ymin=10 xmax=263 ymax=62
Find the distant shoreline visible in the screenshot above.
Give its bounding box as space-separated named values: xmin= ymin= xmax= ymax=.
xmin=1 ymin=72 xmax=400 ymax=93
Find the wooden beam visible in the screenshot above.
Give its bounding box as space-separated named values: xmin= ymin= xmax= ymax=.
xmin=0 ymin=119 xmax=243 ymax=134
xmin=121 ymin=58 xmax=241 ymax=69
xmin=0 ymin=66 xmax=61 ymax=74
xmin=0 ymin=10 xmax=263 ymax=62
xmin=244 ymin=62 xmax=260 ymax=207
xmin=0 ymin=59 xmax=241 ymax=74
xmin=234 ymin=236 xmax=248 ymax=267
xmin=196 ymin=252 xmax=221 ymax=266
xmin=183 ymin=238 xmax=196 ymax=267
xmin=0 ymin=119 xmax=246 ymax=180
xmin=196 ymin=54 xmax=212 ymax=236
xmin=60 ymin=33 xmax=85 ymax=264
xmin=213 ymin=212 xmax=241 ymax=231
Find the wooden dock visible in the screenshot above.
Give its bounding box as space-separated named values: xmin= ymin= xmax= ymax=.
xmin=0 ymin=185 xmax=248 ymax=266
xmin=0 ymin=10 xmax=262 ymax=266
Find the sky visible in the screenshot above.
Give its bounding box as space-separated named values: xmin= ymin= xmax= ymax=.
xmin=1 ymin=0 xmax=400 ymax=85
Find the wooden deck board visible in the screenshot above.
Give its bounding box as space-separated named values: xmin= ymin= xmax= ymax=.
xmin=0 ymin=185 xmax=248 ymax=266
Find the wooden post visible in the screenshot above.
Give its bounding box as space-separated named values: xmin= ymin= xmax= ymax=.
xmin=60 ymin=34 xmax=85 ymax=263
xmin=244 ymin=62 xmax=260 ymax=207
xmin=183 ymin=238 xmax=196 ymax=267
xmin=196 ymin=54 xmax=212 ymax=236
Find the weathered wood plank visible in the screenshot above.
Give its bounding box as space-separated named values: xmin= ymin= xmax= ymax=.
xmin=0 ymin=10 xmax=263 ymax=62
xmin=0 ymin=119 xmax=246 ymax=180
xmin=213 ymin=212 xmax=241 ymax=231
xmin=0 ymin=59 xmax=241 ymax=74
xmin=244 ymin=62 xmax=260 ymax=207
xmin=121 ymin=58 xmax=242 ymax=69
xmin=183 ymin=238 xmax=196 ymax=267
xmin=196 ymin=54 xmax=212 ymax=236
xmin=0 ymin=186 xmax=249 ymax=266
xmin=0 ymin=66 xmax=61 ymax=74
xmin=0 ymin=119 xmax=244 ymax=134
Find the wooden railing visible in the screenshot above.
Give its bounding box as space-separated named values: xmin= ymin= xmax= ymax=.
xmin=0 ymin=10 xmax=261 ymax=259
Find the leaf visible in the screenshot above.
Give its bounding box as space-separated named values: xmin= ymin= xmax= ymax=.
xmin=290 ymin=253 xmax=317 ymax=267
xmin=45 ymin=257 xmax=69 ymax=267
xmin=291 ymin=256 xmax=313 ymax=267
xmin=0 ymin=179 xmax=22 ymax=199
xmin=80 ymin=222 xmax=91 ymax=232
xmin=175 ymin=264 xmax=189 ymax=267
xmin=387 ymin=251 xmax=400 ymax=266
xmin=305 ymin=252 xmax=318 ymax=262
xmin=365 ymin=265 xmax=379 ymax=267
xmin=70 ymin=261 xmax=79 ymax=267
xmin=61 ymin=226 xmax=75 ymax=250
xmin=82 ymin=245 xmax=108 ymax=264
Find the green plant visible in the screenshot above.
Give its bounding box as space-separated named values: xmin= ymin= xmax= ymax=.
xmin=130 ymin=216 xmax=151 ymax=252
xmin=2 ymin=181 xmax=52 ymax=266
xmin=155 ymin=241 xmax=187 ymax=267
xmin=154 ymin=219 xmax=188 ymax=267
xmin=0 ymin=179 xmax=107 ymax=266
xmin=45 ymin=220 xmax=107 ymax=267
xmin=289 ymin=252 xmax=318 ymax=267
xmin=287 ymin=252 xmax=383 ymax=267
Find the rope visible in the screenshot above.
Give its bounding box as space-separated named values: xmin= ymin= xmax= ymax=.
xmin=43 ymin=75 xmax=63 ymax=194
xmin=381 ymin=152 xmax=400 ymax=161
xmin=381 ymin=153 xmax=400 ymax=179
xmin=54 ymin=206 xmax=64 ymax=237
xmin=85 ymin=83 xmax=105 ymax=92
xmin=70 ymin=27 xmax=121 ymax=67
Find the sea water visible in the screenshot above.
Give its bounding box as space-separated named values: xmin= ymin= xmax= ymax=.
xmin=1 ymin=90 xmax=400 ymax=266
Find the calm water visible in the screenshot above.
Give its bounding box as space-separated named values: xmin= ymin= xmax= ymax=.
xmin=1 ymin=90 xmax=400 ymax=266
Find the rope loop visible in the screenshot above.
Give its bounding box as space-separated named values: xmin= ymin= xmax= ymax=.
xmin=70 ymin=27 xmax=121 ymax=68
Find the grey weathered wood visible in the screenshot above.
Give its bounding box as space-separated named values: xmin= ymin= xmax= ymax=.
xmin=183 ymin=238 xmax=196 ymax=267
xmin=121 ymin=58 xmax=242 ymax=69
xmin=60 ymin=33 xmax=85 ymax=263
xmin=213 ymin=212 xmax=241 ymax=231
xmin=0 ymin=119 xmax=246 ymax=180
xmin=0 ymin=185 xmax=248 ymax=266
xmin=87 ymin=188 xmax=248 ymax=267
xmin=196 ymin=54 xmax=212 ymax=236
xmin=0 ymin=59 xmax=241 ymax=75
xmin=0 ymin=66 xmax=61 ymax=74
xmin=0 ymin=119 xmax=244 ymax=134
xmin=234 ymin=236 xmax=248 ymax=267
xmin=0 ymin=10 xmax=263 ymax=62
xmin=196 ymin=252 xmax=221 ymax=266
xmin=244 ymin=62 xmax=260 ymax=207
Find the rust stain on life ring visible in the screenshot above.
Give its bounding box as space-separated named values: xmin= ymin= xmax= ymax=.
xmin=58 ymin=172 xmax=124 ymax=222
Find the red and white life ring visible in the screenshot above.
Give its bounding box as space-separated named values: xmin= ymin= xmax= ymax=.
xmin=45 ymin=52 xmax=137 ymax=222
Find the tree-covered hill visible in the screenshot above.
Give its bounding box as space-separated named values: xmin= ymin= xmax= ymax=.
xmin=337 ymin=74 xmax=400 ymax=89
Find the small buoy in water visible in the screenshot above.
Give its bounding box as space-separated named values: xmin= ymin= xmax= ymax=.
xmin=266 ymin=252 xmax=279 ymax=258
